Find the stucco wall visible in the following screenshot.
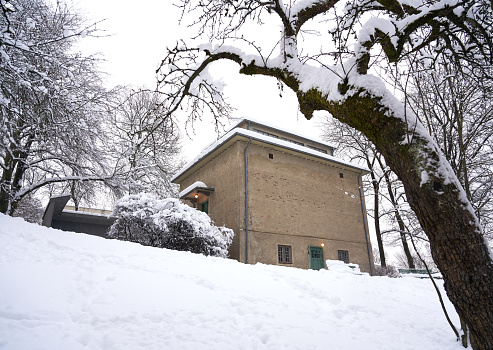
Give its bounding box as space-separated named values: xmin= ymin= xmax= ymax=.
xmin=245 ymin=143 xmax=373 ymax=272
xmin=178 ymin=142 xmax=244 ymax=260
xmin=177 ymin=137 xmax=373 ymax=273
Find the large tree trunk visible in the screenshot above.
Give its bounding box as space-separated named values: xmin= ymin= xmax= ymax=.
xmin=297 ymin=87 xmax=493 ymax=349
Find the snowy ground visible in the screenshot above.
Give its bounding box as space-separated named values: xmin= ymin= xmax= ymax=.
xmin=1 ymin=214 xmax=463 ymax=350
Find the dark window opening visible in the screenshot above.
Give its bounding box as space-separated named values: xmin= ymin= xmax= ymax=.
xmin=269 ymin=153 xmax=274 ymax=159
xmin=339 ymin=173 xmax=344 ymax=178
xmin=201 ymin=200 xmax=209 ymax=214
xmin=278 ymin=245 xmax=292 ymax=263
xmin=338 ymin=250 xmax=349 ymax=264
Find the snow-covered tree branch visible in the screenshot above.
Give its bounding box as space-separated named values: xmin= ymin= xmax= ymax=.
xmin=0 ymin=0 xmax=114 ymax=214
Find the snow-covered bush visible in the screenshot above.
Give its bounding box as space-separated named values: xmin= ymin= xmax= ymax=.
xmin=109 ymin=193 xmax=234 ymax=258
xmin=373 ymin=265 xmax=400 ymax=278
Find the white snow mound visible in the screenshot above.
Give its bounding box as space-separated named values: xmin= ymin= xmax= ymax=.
xmin=0 ymin=214 xmax=462 ymax=350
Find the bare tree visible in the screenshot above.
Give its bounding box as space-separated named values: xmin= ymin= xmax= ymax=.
xmin=0 ymin=0 xmax=113 ymax=214
xmin=109 ymin=88 xmax=182 ymax=198
xmin=155 ymin=0 xmax=493 ymax=347
xmin=404 ymin=54 xmax=493 ymax=240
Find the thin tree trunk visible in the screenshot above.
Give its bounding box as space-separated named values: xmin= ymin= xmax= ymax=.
xmin=371 ymin=172 xmax=386 ymax=267
xmin=378 ymin=158 xmax=415 ymax=269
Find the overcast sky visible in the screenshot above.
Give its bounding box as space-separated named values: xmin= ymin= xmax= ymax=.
xmin=76 ymin=0 xmax=329 ymax=161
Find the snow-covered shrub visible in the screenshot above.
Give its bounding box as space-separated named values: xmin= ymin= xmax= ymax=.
xmin=109 ymin=193 xmax=234 ymax=258
xmin=374 ymin=265 xmax=400 ymax=278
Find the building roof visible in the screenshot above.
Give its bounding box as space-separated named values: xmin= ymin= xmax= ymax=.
xmin=172 ymin=119 xmax=369 ymax=183
xmin=231 ymin=117 xmax=337 ymax=150
xmin=179 ymin=181 xmax=215 ymax=200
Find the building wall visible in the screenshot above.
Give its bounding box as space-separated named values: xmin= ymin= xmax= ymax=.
xmin=178 ymin=142 xmax=244 ymax=261
xmin=51 ymin=214 xmax=115 ymax=238
xmin=245 ymin=143 xmax=373 ymax=272
xmin=177 ymin=137 xmax=374 ymax=273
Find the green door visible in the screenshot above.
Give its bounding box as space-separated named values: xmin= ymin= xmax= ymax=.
xmin=309 ymin=246 xmax=325 ymax=270
xmin=201 ymin=200 xmax=209 ymax=214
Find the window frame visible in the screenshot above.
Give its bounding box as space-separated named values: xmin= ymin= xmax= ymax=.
xmin=278 ymin=245 xmax=293 ymax=264
xmin=338 ymin=250 xmax=349 ymax=264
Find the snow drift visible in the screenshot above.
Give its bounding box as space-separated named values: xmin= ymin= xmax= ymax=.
xmin=0 ymin=214 xmax=462 ymax=349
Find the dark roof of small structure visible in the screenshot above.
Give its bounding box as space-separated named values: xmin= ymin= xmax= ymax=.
xmin=42 ymin=195 xmax=115 ymax=238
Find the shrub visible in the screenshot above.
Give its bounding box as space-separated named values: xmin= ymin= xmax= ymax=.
xmin=109 ymin=193 xmax=234 ymax=257
xmin=374 ymin=265 xmax=400 ymax=278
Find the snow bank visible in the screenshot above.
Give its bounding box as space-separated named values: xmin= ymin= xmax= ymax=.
xmin=0 ymin=214 xmax=462 ymax=350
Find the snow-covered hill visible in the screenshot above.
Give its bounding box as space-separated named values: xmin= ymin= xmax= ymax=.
xmin=0 ymin=214 xmax=462 ymax=350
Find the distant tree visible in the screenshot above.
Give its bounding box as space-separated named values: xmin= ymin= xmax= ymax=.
xmin=109 ymin=193 xmax=234 ymax=258
xmin=0 ymin=0 xmax=113 ymax=215
xmin=403 ymin=54 xmax=493 ymax=240
xmin=394 ymin=249 xmax=436 ymax=271
xmin=12 ymin=193 xmax=43 ymax=224
xmin=109 ymin=88 xmax=182 ymax=197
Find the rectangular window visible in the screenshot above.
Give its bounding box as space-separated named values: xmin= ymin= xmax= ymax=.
xmin=278 ymin=245 xmax=292 ymax=264
xmin=338 ymin=250 xmax=349 ymax=264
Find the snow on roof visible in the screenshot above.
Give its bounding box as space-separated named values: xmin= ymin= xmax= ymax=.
xmin=231 ymin=117 xmax=336 ymax=149
xmin=50 ymin=193 xmax=71 ymax=199
xmin=62 ymin=209 xmax=113 ymax=218
xmin=172 ymin=125 xmax=368 ymax=182
xmin=179 ymin=181 xmax=208 ymax=198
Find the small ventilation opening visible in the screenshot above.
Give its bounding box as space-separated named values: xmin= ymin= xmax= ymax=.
xmin=339 ymin=173 xmax=344 ymax=178
xmin=269 ymin=153 xmax=274 ymax=159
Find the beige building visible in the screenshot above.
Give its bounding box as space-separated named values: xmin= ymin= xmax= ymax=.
xmin=172 ymin=119 xmax=374 ymax=274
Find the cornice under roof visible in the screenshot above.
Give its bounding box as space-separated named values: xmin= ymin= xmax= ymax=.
xmin=171 ymin=124 xmax=369 ymax=183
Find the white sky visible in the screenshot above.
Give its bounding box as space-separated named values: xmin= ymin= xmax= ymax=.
xmin=75 ymin=0 xmax=328 ymax=162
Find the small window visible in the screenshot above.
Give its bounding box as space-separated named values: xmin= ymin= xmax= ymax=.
xmin=339 ymin=173 xmax=344 ymax=178
xmin=269 ymin=153 xmax=273 ymax=159
xmin=278 ymin=245 xmax=292 ymax=264
xmin=338 ymin=250 xmax=349 ymax=264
